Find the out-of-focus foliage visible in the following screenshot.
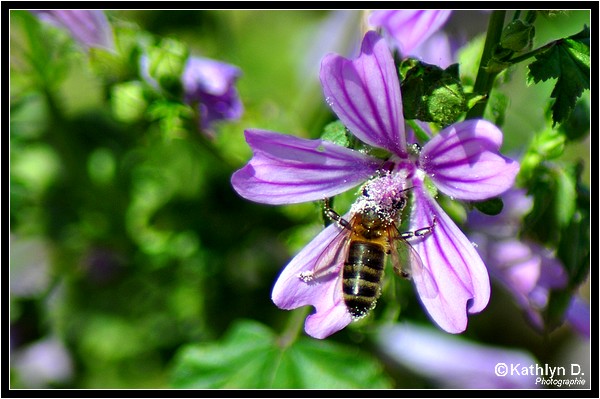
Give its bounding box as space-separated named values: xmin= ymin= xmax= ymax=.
xmin=10 ymin=10 xmax=590 ymax=389
xmin=171 ymin=319 xmax=392 ymax=389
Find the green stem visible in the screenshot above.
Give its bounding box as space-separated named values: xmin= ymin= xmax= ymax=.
xmin=278 ymin=307 xmax=311 ymax=348
xmin=406 ymin=120 xmax=430 ymax=143
xmin=465 ymin=11 xmax=506 ymax=120
xmin=507 ymin=41 xmax=556 ymax=65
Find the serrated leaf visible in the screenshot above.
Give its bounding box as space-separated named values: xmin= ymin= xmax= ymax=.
xmin=170 ymin=319 xmax=392 ymax=389
xmin=557 ymin=99 xmax=590 ymax=142
xmin=527 ymin=26 xmax=590 ymax=126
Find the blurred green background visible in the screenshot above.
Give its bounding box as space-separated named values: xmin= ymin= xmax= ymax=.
xmin=10 ymin=10 xmax=590 ymax=389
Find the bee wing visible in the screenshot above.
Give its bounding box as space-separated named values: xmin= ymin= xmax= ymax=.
xmin=389 ymin=229 xmax=438 ymax=299
xmin=309 ymin=223 xmax=351 ymax=281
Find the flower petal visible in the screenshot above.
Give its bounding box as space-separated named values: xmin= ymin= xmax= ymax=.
xmin=369 ymin=10 xmax=452 ymax=56
xmin=419 ymin=119 xmax=520 ymax=200
xmin=31 ymin=10 xmax=114 ymax=50
xmin=231 ymin=129 xmax=380 ymax=204
xmin=408 ymin=178 xmax=490 ymax=333
xmin=376 ymin=322 xmax=539 ymax=389
xmin=320 ymin=31 xmax=406 ymax=156
xmin=411 ymin=32 xmax=454 ymax=68
xmin=271 ymin=222 xmax=352 ymax=339
xmin=566 ymin=295 xmax=590 ymax=338
xmin=182 ymin=57 xmax=242 ymax=98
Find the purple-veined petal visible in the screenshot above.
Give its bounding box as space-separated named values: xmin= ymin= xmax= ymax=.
xmin=231 ymin=129 xmax=381 ymax=205
xmin=271 ymin=221 xmax=352 ymax=339
xmin=304 ymin=276 xmax=352 ymax=339
xmin=419 ymin=119 xmax=520 ymax=200
xmin=31 ymin=10 xmax=114 ymax=51
xmin=320 ymin=31 xmax=406 ymax=156
xmin=408 ymin=176 xmax=490 ymax=333
xmin=369 ymin=10 xmax=452 ymax=56
xmin=376 ymin=322 xmax=539 ymax=389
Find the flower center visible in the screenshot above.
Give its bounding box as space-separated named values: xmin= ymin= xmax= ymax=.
xmin=350 ymin=169 xmax=410 ymax=224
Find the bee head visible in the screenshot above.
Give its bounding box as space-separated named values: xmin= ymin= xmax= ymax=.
xmin=352 ymin=170 xmax=411 ymax=225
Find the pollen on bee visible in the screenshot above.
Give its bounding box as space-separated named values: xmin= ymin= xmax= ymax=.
xmin=298 ymin=271 xmax=314 ymax=282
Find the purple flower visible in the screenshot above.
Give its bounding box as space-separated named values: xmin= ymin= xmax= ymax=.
xmin=566 ymin=295 xmax=590 ymax=338
xmin=30 ymin=10 xmax=114 ymax=51
xmin=468 ymin=189 xmax=589 ymax=336
xmin=369 ymin=10 xmax=452 ymax=58
xmin=410 ymin=31 xmax=455 ymax=69
xmin=231 ymin=31 xmax=519 ymax=339
xmin=182 ymin=57 xmax=243 ymax=135
xmin=141 ymin=55 xmax=243 ymax=135
xmin=12 ymin=336 xmax=74 ymax=388
xmin=376 ymin=322 xmax=539 ymax=388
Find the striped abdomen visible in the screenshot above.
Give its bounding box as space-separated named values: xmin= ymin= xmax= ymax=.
xmin=342 ymin=240 xmax=385 ymax=319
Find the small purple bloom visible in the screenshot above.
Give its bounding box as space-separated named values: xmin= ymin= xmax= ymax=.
xmin=376 ymin=323 xmax=539 ymax=388
xmin=30 ymin=10 xmax=114 ymax=51
xmin=468 ymin=189 xmax=589 ymax=335
xmin=182 ymin=57 xmax=243 ymax=134
xmin=566 ymin=295 xmax=590 ymax=338
xmin=232 ymin=31 xmax=519 ymax=339
xmin=12 ymin=336 xmax=74 ymax=388
xmin=369 ymin=10 xmax=452 ymax=58
xmin=141 ymin=55 xmax=243 ymax=135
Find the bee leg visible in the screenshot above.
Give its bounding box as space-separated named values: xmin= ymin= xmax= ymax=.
xmin=399 ymin=215 xmax=437 ymax=240
xmin=323 ymin=197 xmax=352 ymax=231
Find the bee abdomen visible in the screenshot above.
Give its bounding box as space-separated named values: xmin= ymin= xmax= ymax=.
xmin=343 ymin=241 xmax=385 ymax=320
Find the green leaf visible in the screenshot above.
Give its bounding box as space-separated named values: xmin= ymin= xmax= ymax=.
xmin=111 ymin=81 xmax=148 ymax=123
xmin=170 ymin=319 xmax=392 ymax=389
xmin=522 ymin=163 xmax=578 ymax=245
xmin=500 ymin=20 xmax=535 ymax=52
xmin=471 ymin=197 xmax=504 ymax=216
xmin=533 ymin=127 xmax=566 ymax=160
xmin=12 ymin=10 xmax=76 ymax=90
xmin=527 ymin=26 xmax=590 ymax=126
xmin=543 ymin=164 xmax=589 ymax=332
xmin=146 ymin=38 xmax=189 ymax=97
xmin=456 ymin=34 xmax=485 ymax=86
xmin=321 ymin=120 xmax=351 ymax=148
xmin=557 ymin=98 xmax=590 ymax=142
xmin=400 ymin=60 xmax=467 ymax=127
xmin=553 ymin=164 xmax=577 ymax=228
xmin=436 ymin=194 xmax=466 ymax=225
xmin=484 ymin=90 xmax=508 ymax=127
xmin=556 ymin=163 xmax=590 ymax=286
xmin=147 ymin=100 xmax=194 ymax=139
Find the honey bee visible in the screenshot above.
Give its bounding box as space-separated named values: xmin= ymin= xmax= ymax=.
xmin=299 ymin=180 xmax=437 ymax=320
